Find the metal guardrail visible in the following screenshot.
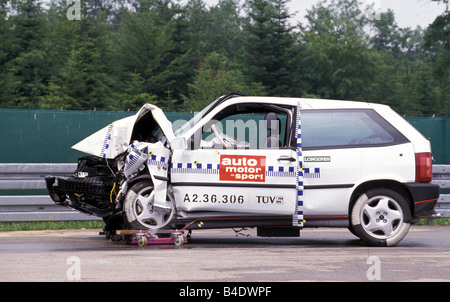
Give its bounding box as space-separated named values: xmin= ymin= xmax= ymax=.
xmin=0 ymin=163 xmax=101 ymax=222
xmin=0 ymin=163 xmax=448 ymax=223
xmin=431 ymin=165 xmax=450 ymax=222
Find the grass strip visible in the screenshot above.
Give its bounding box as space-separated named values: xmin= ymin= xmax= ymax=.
xmin=0 ymin=221 xmax=105 ymax=232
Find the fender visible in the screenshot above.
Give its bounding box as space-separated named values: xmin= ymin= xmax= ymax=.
xmin=124 ymin=141 xmax=171 ymax=211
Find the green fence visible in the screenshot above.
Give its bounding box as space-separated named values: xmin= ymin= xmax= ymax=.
xmin=0 ymin=109 xmax=192 ymax=163
xmin=0 ymin=109 xmax=448 ymax=164
xmin=407 ymin=117 xmax=449 ymax=165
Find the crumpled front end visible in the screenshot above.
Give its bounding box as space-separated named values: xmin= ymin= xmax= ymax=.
xmin=45 ymin=103 xmax=175 ymax=225
xmin=45 ymin=155 xmax=124 ymax=218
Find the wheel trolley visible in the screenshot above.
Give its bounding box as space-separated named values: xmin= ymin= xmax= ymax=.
xmin=116 ymin=230 xmax=187 ymax=247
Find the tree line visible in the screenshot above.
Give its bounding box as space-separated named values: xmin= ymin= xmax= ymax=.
xmin=0 ymin=0 xmax=449 ymax=115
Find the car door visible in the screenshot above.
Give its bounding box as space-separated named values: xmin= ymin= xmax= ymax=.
xmin=170 ymin=102 xmax=298 ymax=217
xmin=301 ymin=109 xmax=365 ymax=221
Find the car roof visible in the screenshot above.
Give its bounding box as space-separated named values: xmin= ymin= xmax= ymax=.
xmin=228 ymin=96 xmax=380 ymax=110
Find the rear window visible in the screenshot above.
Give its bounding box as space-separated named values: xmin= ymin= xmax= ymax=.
xmin=301 ymin=109 xmax=409 ymax=149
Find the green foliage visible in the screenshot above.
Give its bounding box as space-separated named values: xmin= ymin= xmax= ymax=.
xmin=184 ymin=51 xmax=265 ymax=111
xmin=423 ymin=10 xmax=450 ymax=115
xmin=241 ymin=0 xmax=296 ymax=96
xmin=0 ymin=0 xmax=448 ymax=115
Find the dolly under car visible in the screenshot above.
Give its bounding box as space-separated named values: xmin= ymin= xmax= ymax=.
xmin=46 ymin=93 xmax=440 ymax=246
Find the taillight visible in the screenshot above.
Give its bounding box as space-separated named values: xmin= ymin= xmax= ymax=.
xmin=415 ymin=152 xmax=432 ymax=183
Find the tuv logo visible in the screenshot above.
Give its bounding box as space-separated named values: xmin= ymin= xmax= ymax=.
xmin=219 ymin=155 xmax=266 ymax=182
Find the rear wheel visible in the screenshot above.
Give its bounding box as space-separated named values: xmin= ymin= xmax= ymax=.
xmin=123 ymin=181 xmax=175 ymax=230
xmin=350 ymin=188 xmax=411 ymax=247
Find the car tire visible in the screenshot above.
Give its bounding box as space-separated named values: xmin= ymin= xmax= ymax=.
xmin=350 ymin=188 xmax=411 ymax=247
xmin=123 ymin=181 xmax=175 ymax=230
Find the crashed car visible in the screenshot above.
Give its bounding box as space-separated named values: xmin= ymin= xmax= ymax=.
xmin=46 ymin=93 xmax=440 ymax=246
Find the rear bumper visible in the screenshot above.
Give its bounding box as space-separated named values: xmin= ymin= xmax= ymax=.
xmin=404 ymin=182 xmax=440 ymax=218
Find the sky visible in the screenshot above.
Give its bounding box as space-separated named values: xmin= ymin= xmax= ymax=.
xmin=199 ymin=0 xmax=448 ymax=29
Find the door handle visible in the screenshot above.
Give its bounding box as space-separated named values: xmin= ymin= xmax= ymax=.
xmin=278 ymin=156 xmax=296 ymax=162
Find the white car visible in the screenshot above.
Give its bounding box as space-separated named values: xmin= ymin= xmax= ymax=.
xmin=46 ymin=93 xmax=440 ymax=246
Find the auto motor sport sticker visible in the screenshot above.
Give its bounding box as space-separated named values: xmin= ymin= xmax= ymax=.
xmin=219 ymin=154 xmax=266 ymax=182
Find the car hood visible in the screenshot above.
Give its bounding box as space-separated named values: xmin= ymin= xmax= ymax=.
xmin=72 ymin=104 xmax=175 ymax=159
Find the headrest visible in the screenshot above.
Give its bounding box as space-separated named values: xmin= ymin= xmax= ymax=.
xmin=265 ymin=112 xmax=279 ymax=131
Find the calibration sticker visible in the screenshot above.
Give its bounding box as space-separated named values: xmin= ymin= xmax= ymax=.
xmin=219 ymin=155 xmax=266 ymax=182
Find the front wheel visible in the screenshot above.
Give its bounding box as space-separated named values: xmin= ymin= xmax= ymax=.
xmin=123 ymin=181 xmax=175 ymax=230
xmin=350 ymin=188 xmax=411 ymax=247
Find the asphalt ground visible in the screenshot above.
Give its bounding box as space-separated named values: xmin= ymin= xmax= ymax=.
xmin=0 ymin=225 xmax=450 ymax=284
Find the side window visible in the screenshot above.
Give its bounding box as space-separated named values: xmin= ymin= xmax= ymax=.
xmin=301 ymin=109 xmax=408 ymax=149
xmin=196 ymin=104 xmax=293 ymax=150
